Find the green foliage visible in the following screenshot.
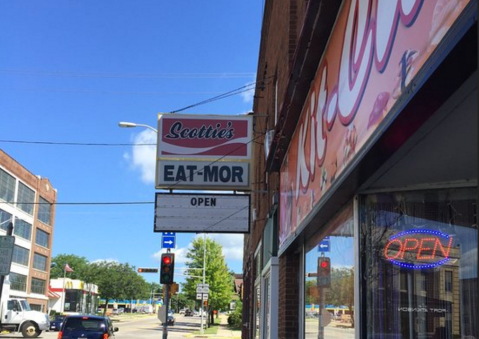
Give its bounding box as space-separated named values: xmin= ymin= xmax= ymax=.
xmin=50 ymin=254 xmax=90 ymax=280
xmin=170 ymin=293 xmax=194 ymax=312
xmin=228 ymin=300 xmax=242 ymax=329
xmin=181 ymin=237 xmax=234 ymax=322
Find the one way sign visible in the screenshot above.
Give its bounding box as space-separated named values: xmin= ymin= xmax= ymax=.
xmin=318 ymin=236 xmax=330 ymax=252
xmin=162 ymin=233 xmax=176 ymax=249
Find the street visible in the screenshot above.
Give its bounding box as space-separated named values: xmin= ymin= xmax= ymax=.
xmin=0 ymin=314 xmax=208 ymax=339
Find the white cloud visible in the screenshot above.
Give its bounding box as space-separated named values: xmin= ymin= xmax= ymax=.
xmin=209 ymin=233 xmax=244 ymax=261
xmin=240 ymin=87 xmax=255 ymax=103
xmin=123 ymin=130 xmax=157 ymax=184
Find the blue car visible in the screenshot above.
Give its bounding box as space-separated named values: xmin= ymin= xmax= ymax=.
xmin=58 ymin=315 xmax=118 ymax=338
xmin=49 ymin=315 xmax=65 ymax=331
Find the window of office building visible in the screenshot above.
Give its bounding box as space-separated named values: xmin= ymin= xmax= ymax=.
xmin=31 ymin=278 xmax=46 ymax=294
xmin=17 ymin=182 xmax=34 ymax=215
xmin=10 ymin=272 xmax=27 ymax=292
xmin=360 ymin=187 xmax=477 ymax=339
xmin=0 ymin=168 xmax=15 ymax=203
xmin=33 ymin=253 xmax=47 ymax=271
xmin=14 ymin=218 xmax=31 ymax=240
xmin=0 ymin=209 xmax=12 ymax=231
xmin=30 ymin=304 xmax=43 ymax=312
xmin=12 ymin=245 xmax=29 ymax=266
xmin=304 ymin=202 xmax=355 ymax=339
xmin=35 ymin=229 xmax=49 ymax=248
xmin=37 ymin=197 xmax=52 ymax=225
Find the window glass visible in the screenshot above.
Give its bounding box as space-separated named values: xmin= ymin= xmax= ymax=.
xmin=0 ymin=209 xmax=12 ymax=231
xmin=37 ymin=197 xmax=51 ymax=225
xmin=14 ymin=218 xmax=32 ymax=240
xmin=304 ymin=202 xmax=355 ymax=339
xmin=360 ymin=188 xmax=477 ymax=339
xmin=17 ymin=182 xmax=35 ymax=215
xmin=31 ymin=278 xmax=46 ymax=294
xmin=33 ymin=253 xmax=47 ymax=271
xmin=10 ymin=272 xmax=27 ymax=292
xmin=254 ymin=284 xmax=261 ymax=339
xmin=12 ymin=245 xmax=29 ymax=266
xmin=0 ymin=169 xmax=15 ymax=203
xmin=35 ymin=229 xmax=49 ymax=248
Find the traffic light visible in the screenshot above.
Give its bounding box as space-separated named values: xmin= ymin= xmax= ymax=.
xmin=160 ymin=253 xmax=175 ymax=284
xmin=138 ymin=268 xmax=159 ymax=273
xmin=317 ymin=256 xmax=331 ymax=287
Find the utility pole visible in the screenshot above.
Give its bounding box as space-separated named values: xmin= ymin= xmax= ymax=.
xmin=200 ymin=234 xmax=206 ymax=334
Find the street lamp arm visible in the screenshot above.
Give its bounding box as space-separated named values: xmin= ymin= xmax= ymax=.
xmin=118 ymin=121 xmax=158 ymax=133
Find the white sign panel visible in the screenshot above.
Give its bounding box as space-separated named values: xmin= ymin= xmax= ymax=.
xmin=0 ymin=236 xmax=15 ymax=276
xmin=156 ymin=160 xmax=249 ymax=190
xmin=154 ymin=193 xmax=250 ymax=233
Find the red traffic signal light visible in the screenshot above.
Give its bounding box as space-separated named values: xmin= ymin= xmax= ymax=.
xmin=317 ymin=256 xmax=331 ymax=288
xmin=138 ymin=268 xmax=158 ymax=273
xmin=160 ymin=253 xmax=175 ymax=284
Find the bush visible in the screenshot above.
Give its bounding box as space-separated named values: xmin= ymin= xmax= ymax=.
xmin=227 ymin=300 xmax=242 ymax=328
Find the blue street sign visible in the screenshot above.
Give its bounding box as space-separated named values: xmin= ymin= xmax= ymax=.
xmin=162 ymin=232 xmax=176 ymax=236
xmin=318 ymin=238 xmax=330 ymax=252
xmin=162 ymin=236 xmax=176 ymax=249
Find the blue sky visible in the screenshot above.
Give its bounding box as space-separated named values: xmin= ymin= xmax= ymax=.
xmin=0 ymin=1 xmax=263 ymax=284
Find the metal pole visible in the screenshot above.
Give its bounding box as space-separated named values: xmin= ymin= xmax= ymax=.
xmin=162 ymin=284 xmax=170 ymax=339
xmin=200 ymin=233 xmax=206 ymax=334
xmin=0 ymin=222 xmax=13 ymax=302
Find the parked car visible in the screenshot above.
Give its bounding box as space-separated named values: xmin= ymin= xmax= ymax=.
xmin=184 ymin=309 xmax=194 ymax=316
xmin=179 ymin=308 xmax=187 ymax=315
xmin=162 ymin=314 xmax=175 ymax=326
xmin=58 ymin=315 xmax=119 ymax=339
xmin=49 ymin=315 xmax=66 ymax=331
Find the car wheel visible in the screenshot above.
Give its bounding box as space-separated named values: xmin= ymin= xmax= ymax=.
xmin=21 ymin=322 xmax=41 ymax=338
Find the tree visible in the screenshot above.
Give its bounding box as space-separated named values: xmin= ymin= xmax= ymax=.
xmin=87 ymin=261 xmax=150 ymax=315
xmin=182 ymin=237 xmax=234 ymax=325
xmin=50 ymin=254 xmax=90 ymax=280
xmin=170 ymin=293 xmax=193 ymax=313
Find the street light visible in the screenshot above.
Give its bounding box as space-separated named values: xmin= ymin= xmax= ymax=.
xmin=118 ymin=121 xmax=158 ymax=133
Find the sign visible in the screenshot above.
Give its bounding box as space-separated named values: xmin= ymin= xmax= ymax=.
xmin=0 ymin=236 xmax=15 ymax=275
xmin=196 ymin=284 xmax=209 ymax=294
xmin=157 ymin=160 xmax=249 ymax=189
xmin=196 ymin=293 xmax=208 ymax=300
xmin=154 ymin=193 xmax=250 ymax=233
xmin=162 ymin=234 xmax=176 ymax=249
xmin=157 ymin=305 xmax=166 ymax=323
xmin=318 ymin=236 xmax=330 ymax=252
xmin=156 ymin=114 xmax=252 ymax=190
xmin=383 ymin=229 xmax=454 ymax=269
xmin=278 ymin=0 xmax=473 ymax=248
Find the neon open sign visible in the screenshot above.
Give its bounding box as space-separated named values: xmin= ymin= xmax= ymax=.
xmin=383 ymin=229 xmax=453 ymax=269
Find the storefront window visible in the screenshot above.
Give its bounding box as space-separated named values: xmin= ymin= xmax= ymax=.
xmin=360 ymin=187 xmax=477 ymax=339
xmin=304 ymin=202 xmax=355 ymax=339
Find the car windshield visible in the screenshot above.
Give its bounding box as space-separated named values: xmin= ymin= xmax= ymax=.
xmin=63 ymin=318 xmax=106 ymax=334
xmin=19 ymin=300 xmax=31 ymax=311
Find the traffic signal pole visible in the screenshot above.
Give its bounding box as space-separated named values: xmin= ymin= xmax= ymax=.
xmin=162 ymin=283 xmax=170 ymax=339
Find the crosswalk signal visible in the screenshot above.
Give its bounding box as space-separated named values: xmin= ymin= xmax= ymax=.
xmin=160 ymin=253 xmax=175 ymax=284
xmin=317 ymin=256 xmax=331 ymax=287
xmin=138 ymin=268 xmax=158 ymax=273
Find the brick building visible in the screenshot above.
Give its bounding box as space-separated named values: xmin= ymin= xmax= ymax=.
xmin=243 ymin=1 xmax=477 ymax=339
xmin=0 ymin=150 xmax=56 ymax=312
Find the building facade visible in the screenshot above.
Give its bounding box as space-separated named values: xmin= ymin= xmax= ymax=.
xmin=0 ymin=150 xmax=56 ymax=312
xmin=243 ymin=1 xmax=477 ymax=339
xmin=49 ymin=278 xmax=99 ymax=315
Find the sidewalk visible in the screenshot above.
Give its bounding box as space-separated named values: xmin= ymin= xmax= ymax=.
xmin=185 ymin=315 xmax=241 ymax=339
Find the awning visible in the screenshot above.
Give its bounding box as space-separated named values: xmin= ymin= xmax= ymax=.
xmin=48 ymin=287 xmax=61 ymax=299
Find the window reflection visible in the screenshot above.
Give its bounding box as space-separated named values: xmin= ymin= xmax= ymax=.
xmin=361 ymin=188 xmax=477 ymax=339
xmin=304 ymin=202 xmax=355 ymax=339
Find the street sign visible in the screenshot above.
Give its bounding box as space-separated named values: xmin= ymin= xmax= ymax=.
xmin=162 ymin=232 xmax=176 ymax=236
xmin=0 ymin=236 xmax=15 ymax=276
xmin=196 ymin=283 xmax=209 ymax=294
xmin=162 ymin=236 xmax=176 ymax=249
xmin=196 ymin=294 xmax=208 ymax=300
xmin=318 ymin=236 xmax=330 ymax=252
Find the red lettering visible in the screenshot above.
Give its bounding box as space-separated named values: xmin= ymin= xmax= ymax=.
xmin=434 ymin=237 xmax=453 ymax=259
xmin=400 ymin=238 xmax=419 ymax=259
xmin=384 ymin=239 xmax=403 ymax=260
xmin=417 ymin=238 xmax=435 ymax=259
